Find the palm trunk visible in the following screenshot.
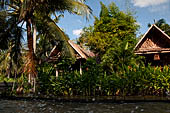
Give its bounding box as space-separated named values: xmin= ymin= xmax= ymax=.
xmin=26 ymin=17 xmax=36 ymax=92
xmin=27 ymin=18 xmax=34 ymax=55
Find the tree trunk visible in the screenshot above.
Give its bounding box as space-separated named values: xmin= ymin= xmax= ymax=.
xmin=26 ymin=17 xmax=37 ymax=92
xmin=27 ymin=18 xmax=34 ymax=55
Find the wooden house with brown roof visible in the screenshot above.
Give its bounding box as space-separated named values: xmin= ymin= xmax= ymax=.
xmin=49 ymin=40 xmax=95 ymax=60
xmin=49 ymin=40 xmax=95 ymax=76
xmin=134 ymin=24 xmax=170 ymax=66
xmin=68 ymin=40 xmax=95 ymax=74
xmin=68 ymin=40 xmax=95 ymax=59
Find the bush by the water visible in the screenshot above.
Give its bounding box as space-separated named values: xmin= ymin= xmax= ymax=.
xmin=37 ymin=59 xmax=170 ymax=97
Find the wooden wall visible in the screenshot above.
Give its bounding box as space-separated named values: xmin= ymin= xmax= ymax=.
xmin=142 ymin=53 xmax=170 ymax=66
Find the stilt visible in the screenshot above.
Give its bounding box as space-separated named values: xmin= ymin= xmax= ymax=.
xmin=80 ymin=60 xmax=82 ymax=75
xmin=56 ymin=68 xmax=59 ymax=78
xmin=12 ymin=72 xmax=16 ymax=91
xmin=28 ymin=74 xmax=31 ymax=83
xmin=33 ymin=77 xmax=36 ymax=92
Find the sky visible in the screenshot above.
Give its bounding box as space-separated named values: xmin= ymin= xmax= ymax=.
xmin=57 ymin=0 xmax=170 ymax=40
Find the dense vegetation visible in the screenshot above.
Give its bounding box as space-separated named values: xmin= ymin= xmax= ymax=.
xmin=0 ymin=1 xmax=170 ymax=97
xmin=38 ymin=61 xmax=170 ymax=96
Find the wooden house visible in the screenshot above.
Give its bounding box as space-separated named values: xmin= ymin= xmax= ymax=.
xmin=49 ymin=40 xmax=95 ymax=76
xmin=68 ymin=40 xmax=95 ymax=60
xmin=68 ymin=40 xmax=95 ymax=74
xmin=134 ymin=24 xmax=170 ymax=66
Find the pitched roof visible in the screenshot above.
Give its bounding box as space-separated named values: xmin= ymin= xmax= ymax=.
xmin=49 ymin=40 xmax=95 ymax=60
xmin=134 ymin=24 xmax=170 ymax=54
xmin=68 ymin=40 xmax=95 ymax=59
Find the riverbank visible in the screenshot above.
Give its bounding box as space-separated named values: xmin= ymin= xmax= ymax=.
xmin=1 ymin=95 xmax=170 ymax=103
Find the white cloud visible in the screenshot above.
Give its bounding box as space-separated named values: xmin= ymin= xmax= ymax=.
xmin=132 ymin=0 xmax=169 ymax=7
xmin=73 ymin=29 xmax=83 ymax=36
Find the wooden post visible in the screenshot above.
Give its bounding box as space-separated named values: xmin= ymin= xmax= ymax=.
xmin=12 ymin=72 xmax=17 ymax=91
xmin=28 ymin=74 xmax=31 ymax=83
xmin=56 ymin=68 xmax=59 ymax=78
xmin=33 ymin=77 xmax=36 ymax=93
xmin=80 ymin=60 xmax=82 ymax=75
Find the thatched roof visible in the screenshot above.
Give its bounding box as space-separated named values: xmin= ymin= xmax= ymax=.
xmin=134 ymin=24 xmax=170 ymax=54
xmin=49 ymin=40 xmax=95 ymax=60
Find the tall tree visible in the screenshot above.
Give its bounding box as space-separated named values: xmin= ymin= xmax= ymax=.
xmin=79 ymin=2 xmax=140 ymax=73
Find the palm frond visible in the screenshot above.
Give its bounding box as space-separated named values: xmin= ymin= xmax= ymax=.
xmin=10 ymin=26 xmax=23 ymax=66
xmin=37 ymin=16 xmax=75 ymax=60
xmin=0 ymin=10 xmax=24 ymax=77
xmin=71 ymin=1 xmax=92 ymax=20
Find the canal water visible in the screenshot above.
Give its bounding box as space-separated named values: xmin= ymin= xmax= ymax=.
xmin=0 ymin=99 xmax=170 ymax=113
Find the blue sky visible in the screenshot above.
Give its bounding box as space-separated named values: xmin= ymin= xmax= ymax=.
xmin=58 ymin=0 xmax=170 ymax=40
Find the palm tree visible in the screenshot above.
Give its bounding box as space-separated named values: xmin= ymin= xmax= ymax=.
xmin=0 ymin=0 xmax=92 ymax=91
xmin=0 ymin=11 xmax=23 ymax=76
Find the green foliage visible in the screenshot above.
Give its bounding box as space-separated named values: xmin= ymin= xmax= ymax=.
xmin=99 ymin=2 xmax=109 ymax=17
xmin=0 ymin=11 xmax=23 ymax=77
xmin=37 ymin=57 xmax=74 ymax=95
xmin=0 ymin=75 xmax=15 ymax=82
xmin=37 ymin=58 xmax=101 ymax=96
xmin=55 ymin=57 xmax=74 ymax=72
xmin=87 ymin=2 xmax=139 ymax=54
xmin=79 ymin=2 xmax=140 ymax=73
xmin=37 ymin=57 xmax=170 ymax=96
xmin=37 ymin=63 xmax=56 ymax=95
xmin=35 ymin=16 xmax=76 ymax=60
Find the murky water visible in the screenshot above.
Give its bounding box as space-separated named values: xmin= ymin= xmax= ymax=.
xmin=0 ymin=99 xmax=170 ymax=113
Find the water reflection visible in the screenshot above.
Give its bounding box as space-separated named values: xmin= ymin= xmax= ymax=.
xmin=0 ymin=99 xmax=170 ymax=113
